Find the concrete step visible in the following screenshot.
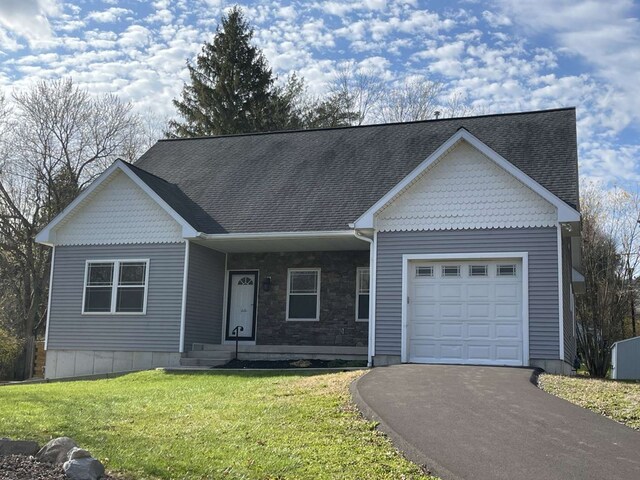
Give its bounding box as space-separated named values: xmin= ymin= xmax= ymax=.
xmin=179 ymin=357 xmax=230 ymax=367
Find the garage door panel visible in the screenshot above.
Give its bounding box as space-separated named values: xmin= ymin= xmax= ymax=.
xmin=468 ymin=303 xmax=491 ymax=318
xmin=440 ymin=303 xmax=463 ymax=318
xmin=467 ymin=344 xmax=492 ymax=361
xmin=468 ymin=284 xmax=492 ymax=298
xmin=496 ymin=345 xmax=521 ymax=361
xmin=495 ymin=324 xmax=520 ymax=339
xmin=440 ymin=323 xmax=463 ymax=338
xmin=414 ymin=284 xmax=435 ymax=300
xmin=440 ymin=344 xmax=463 ymax=360
xmin=495 ymin=303 xmax=520 ymax=318
xmin=467 ymin=323 xmax=492 ymax=338
xmin=496 ymin=284 xmax=519 ymax=299
xmin=412 ymin=322 xmax=437 ymax=337
xmin=409 ymin=259 xmax=524 ymax=366
xmin=440 ymin=284 xmax=463 ymax=298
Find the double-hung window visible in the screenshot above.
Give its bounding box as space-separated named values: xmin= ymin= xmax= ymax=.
xmin=287 ymin=268 xmax=320 ymax=321
xmin=83 ymin=260 xmax=149 ymax=314
xmin=356 ymin=267 xmax=370 ymax=321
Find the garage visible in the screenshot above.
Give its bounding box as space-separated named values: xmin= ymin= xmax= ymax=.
xmin=406 ymin=257 xmax=527 ymax=366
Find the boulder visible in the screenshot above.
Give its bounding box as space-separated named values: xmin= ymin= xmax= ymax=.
xmin=63 ymin=456 xmax=105 ymax=480
xmin=0 ymin=438 xmax=40 ymax=456
xmin=35 ymin=437 xmax=78 ymax=464
xmin=67 ymin=447 xmax=92 ymax=460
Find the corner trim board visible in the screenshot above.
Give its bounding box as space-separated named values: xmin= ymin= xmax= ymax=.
xmin=557 ymin=225 xmax=565 ymax=361
xmin=179 ymin=240 xmax=190 ymax=353
xmin=44 ymin=246 xmax=55 ymax=351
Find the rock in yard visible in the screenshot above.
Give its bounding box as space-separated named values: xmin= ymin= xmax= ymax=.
xmin=66 ymin=447 xmax=93 ymax=461
xmin=63 ymin=456 xmax=105 ymax=480
xmin=36 ymin=437 xmax=78 ymax=464
xmin=0 ymin=438 xmax=40 ymax=457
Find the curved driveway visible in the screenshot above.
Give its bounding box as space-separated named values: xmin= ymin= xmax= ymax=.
xmin=352 ymin=365 xmax=640 ymax=480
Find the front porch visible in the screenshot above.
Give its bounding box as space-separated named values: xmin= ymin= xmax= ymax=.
xmin=181 ymin=234 xmax=371 ymax=366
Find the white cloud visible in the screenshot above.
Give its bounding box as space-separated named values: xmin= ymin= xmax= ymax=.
xmin=0 ymin=0 xmax=61 ymax=44
xmin=86 ymin=7 xmax=132 ymax=24
xmin=494 ymin=0 xmax=640 ymax=134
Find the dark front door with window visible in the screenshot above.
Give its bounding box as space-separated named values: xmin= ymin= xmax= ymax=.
xmin=226 ymin=271 xmax=258 ymax=340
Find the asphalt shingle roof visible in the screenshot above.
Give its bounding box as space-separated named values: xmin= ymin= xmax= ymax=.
xmin=132 ymin=107 xmax=579 ymax=234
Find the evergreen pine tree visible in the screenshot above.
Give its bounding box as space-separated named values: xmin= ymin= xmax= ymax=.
xmin=169 ymin=7 xmax=287 ymax=137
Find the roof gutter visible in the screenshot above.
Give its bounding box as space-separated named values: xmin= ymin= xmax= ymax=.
xmin=193 ymin=230 xmax=357 ymax=241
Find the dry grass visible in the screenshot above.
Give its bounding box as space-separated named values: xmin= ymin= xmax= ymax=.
xmin=539 ymin=374 xmax=640 ymax=429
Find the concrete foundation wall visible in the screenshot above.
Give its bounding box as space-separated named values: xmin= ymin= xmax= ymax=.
xmin=530 ymin=358 xmax=573 ymax=375
xmin=45 ymin=349 xmax=181 ymax=379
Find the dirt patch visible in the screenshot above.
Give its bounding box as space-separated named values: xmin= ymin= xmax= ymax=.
xmin=217 ymin=358 xmax=367 ymax=369
xmin=0 ymin=455 xmax=120 ymax=480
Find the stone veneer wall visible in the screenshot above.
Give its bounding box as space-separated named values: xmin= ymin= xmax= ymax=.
xmin=227 ymin=251 xmax=369 ymax=347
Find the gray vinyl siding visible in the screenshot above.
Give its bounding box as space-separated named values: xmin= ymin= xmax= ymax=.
xmin=562 ymin=237 xmax=576 ymax=363
xmin=375 ymin=227 xmax=560 ymax=359
xmin=183 ymin=243 xmax=225 ymax=349
xmin=48 ymin=243 xmax=185 ymax=351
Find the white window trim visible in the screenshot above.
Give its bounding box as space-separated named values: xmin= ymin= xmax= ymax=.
xmin=356 ymin=267 xmax=370 ymax=322
xmin=400 ymin=252 xmax=529 ymax=366
xmin=286 ymin=268 xmax=321 ymax=322
xmin=82 ymin=259 xmax=150 ymax=315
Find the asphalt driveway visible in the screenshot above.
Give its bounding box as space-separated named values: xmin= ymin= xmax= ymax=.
xmin=352 ymin=365 xmax=640 ymax=480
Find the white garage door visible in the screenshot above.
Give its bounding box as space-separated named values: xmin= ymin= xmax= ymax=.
xmin=408 ymin=259 xmax=524 ymax=366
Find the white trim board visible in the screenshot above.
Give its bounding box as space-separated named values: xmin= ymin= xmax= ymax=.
xmin=399 ymin=252 xmax=530 ymax=366
xmin=44 ymin=246 xmax=55 ymax=351
xmin=557 ymin=225 xmax=565 ymax=361
xmin=179 ymin=240 xmax=190 ymax=353
xmin=353 ymin=129 xmax=580 ymax=229
xmin=35 ymin=159 xmax=198 ymax=246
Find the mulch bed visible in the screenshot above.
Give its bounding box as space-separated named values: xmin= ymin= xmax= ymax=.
xmin=0 ymin=455 xmax=118 ymax=480
xmin=217 ymin=358 xmax=366 ymax=369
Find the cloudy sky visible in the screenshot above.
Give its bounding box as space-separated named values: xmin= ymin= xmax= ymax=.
xmin=0 ymin=0 xmax=638 ymax=187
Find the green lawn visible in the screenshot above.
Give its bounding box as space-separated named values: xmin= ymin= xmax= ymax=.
xmin=0 ymin=370 xmax=434 ymax=479
xmin=538 ymin=374 xmax=640 ymax=430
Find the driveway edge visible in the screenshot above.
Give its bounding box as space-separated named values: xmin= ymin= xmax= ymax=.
xmin=350 ymin=370 xmax=461 ymax=480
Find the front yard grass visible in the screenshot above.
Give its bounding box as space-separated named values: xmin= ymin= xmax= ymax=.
xmin=0 ymin=370 xmax=434 ymax=479
xmin=538 ymin=374 xmax=640 ymax=430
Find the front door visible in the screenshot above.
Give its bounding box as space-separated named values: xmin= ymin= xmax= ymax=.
xmin=226 ymin=271 xmax=258 ymax=341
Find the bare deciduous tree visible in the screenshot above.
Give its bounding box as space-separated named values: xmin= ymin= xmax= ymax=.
xmin=575 ymin=183 xmax=637 ymax=377
xmin=330 ymin=62 xmax=385 ymax=125
xmin=375 ymin=78 xmax=444 ymax=123
xmin=0 ymin=78 xmax=145 ymax=378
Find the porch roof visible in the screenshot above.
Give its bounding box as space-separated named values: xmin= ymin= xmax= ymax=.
xmin=190 ymin=230 xmax=370 ymax=253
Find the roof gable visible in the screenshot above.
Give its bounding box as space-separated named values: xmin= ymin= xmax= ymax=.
xmin=354 ymin=128 xmax=580 ymax=229
xmin=374 ymin=140 xmax=558 ymax=231
xmin=36 ymin=160 xmax=198 ymax=246
xmin=134 ymin=108 xmax=580 ymax=234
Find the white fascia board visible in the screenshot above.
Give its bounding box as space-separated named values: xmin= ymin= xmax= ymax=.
xmin=196 ymin=230 xmax=356 ymax=241
xmin=353 ymin=128 xmax=580 ymax=228
xmin=35 ymin=159 xmax=198 ymax=245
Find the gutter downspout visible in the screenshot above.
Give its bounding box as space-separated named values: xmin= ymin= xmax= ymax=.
xmin=353 ymin=229 xmax=375 ymax=367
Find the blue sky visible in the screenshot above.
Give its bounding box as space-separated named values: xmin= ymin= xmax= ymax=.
xmin=0 ymin=0 xmax=638 ymax=188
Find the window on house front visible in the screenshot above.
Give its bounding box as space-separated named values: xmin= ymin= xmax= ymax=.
xmin=356 ymin=267 xmax=370 ymax=321
xmin=83 ymin=260 xmax=148 ymax=314
xmin=287 ymin=269 xmax=320 ymax=321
